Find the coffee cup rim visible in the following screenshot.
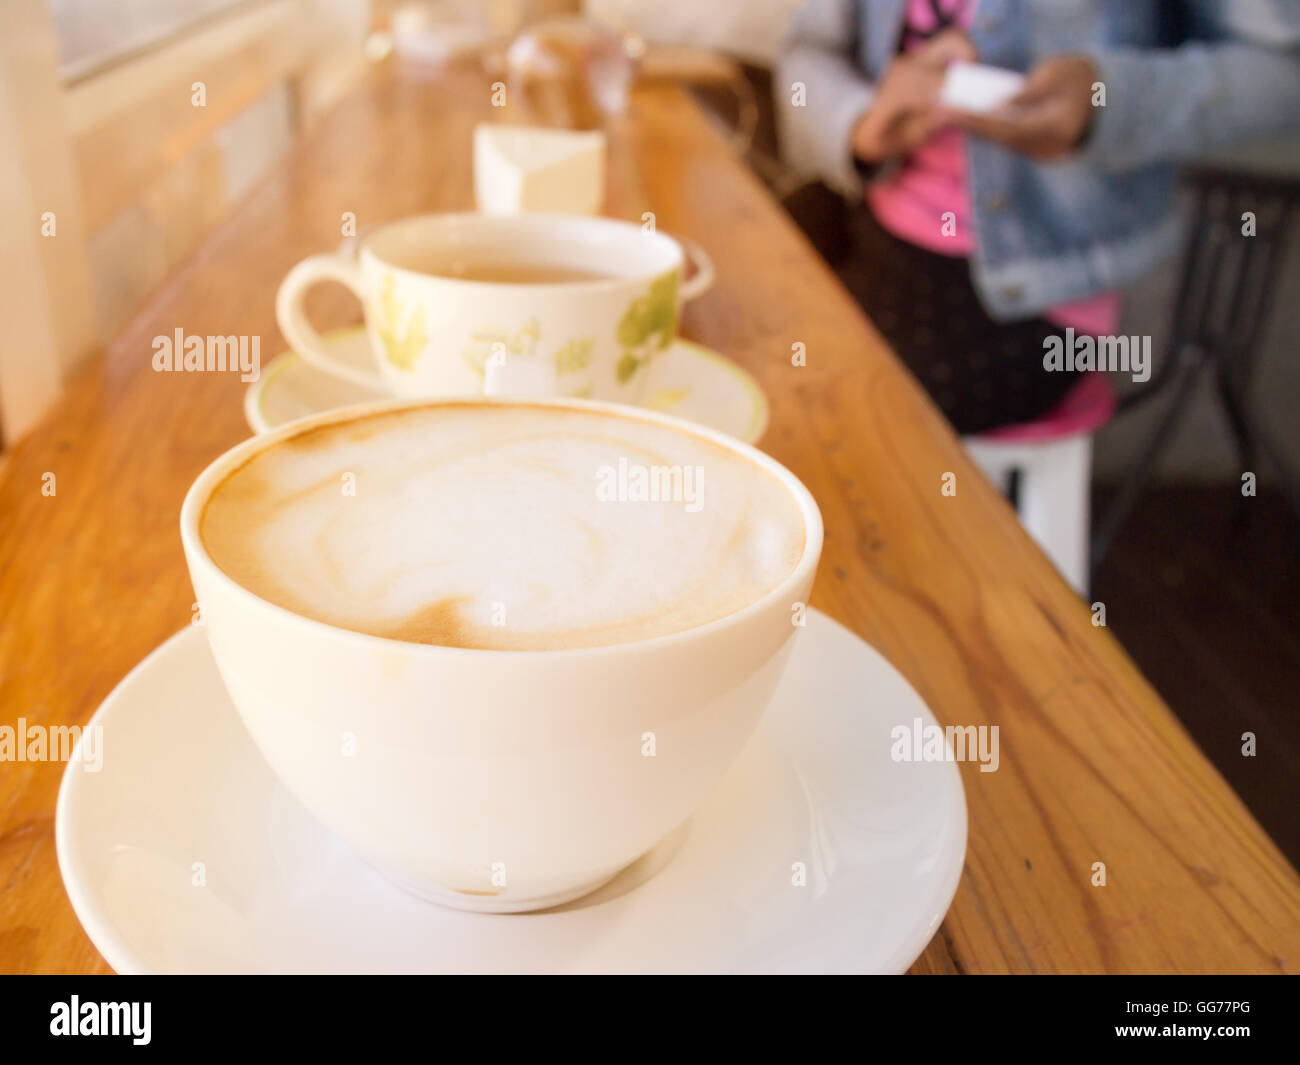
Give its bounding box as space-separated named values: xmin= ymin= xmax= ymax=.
xmin=180 ymin=396 xmax=824 ymax=659
xmin=358 ymin=212 xmax=684 ymax=293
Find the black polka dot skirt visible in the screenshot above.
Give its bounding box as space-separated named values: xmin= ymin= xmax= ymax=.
xmin=835 ymin=204 xmax=1082 ymax=435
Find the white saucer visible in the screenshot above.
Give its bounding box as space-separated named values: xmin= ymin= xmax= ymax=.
xmin=246 ymin=328 xmax=769 ymax=444
xmin=56 ymin=610 xmax=966 ymax=974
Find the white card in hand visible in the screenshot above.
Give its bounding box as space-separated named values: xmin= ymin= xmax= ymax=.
xmin=939 ymin=62 xmax=1026 ymax=114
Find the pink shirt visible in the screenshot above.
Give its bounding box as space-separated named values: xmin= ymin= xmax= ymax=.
xmin=866 ymin=0 xmax=1120 ymax=336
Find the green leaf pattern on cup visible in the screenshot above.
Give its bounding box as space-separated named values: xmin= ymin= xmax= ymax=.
xmin=615 ymin=270 xmax=678 ymax=383
xmin=453 ymin=269 xmax=677 ymax=387
xmin=648 ymin=387 xmax=689 ymax=411
xmin=463 ymin=319 xmax=543 ymax=378
xmin=553 ymin=338 xmax=594 ymax=376
xmin=374 ymin=274 xmax=428 ymax=372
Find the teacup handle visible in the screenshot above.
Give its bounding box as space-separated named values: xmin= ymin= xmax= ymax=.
xmin=276 ymin=254 xmax=388 ymax=391
xmin=675 ymin=235 xmax=715 ymax=302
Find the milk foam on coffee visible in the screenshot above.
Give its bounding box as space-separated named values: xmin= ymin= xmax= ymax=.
xmin=200 ymin=404 xmax=805 ymax=650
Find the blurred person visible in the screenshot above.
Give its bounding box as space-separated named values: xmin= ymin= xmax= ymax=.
xmin=778 ymin=0 xmax=1300 ymax=434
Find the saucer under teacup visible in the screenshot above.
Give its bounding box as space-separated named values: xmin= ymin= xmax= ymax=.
xmin=246 ymin=327 xmax=770 ymax=443
xmin=56 ymin=610 xmax=966 ymax=974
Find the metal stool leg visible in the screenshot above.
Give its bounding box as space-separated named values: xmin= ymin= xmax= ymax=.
xmin=1090 ymin=356 xmax=1201 ymax=574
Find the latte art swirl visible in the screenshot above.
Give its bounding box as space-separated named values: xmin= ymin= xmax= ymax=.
xmin=200 ymin=404 xmax=806 ymax=650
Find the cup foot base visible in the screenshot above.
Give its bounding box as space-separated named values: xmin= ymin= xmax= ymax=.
xmin=380 ymin=866 xmax=626 ymax=914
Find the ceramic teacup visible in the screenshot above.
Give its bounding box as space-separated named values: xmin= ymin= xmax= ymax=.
xmin=180 ymin=396 xmax=821 ymax=912
xmin=276 ymin=213 xmax=712 ymax=404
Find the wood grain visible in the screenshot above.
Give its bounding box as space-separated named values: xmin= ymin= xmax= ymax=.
xmin=1 ymin=57 xmax=1297 ymax=974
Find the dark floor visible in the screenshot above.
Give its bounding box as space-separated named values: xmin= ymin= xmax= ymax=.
xmin=1092 ymin=486 xmax=1300 ymax=868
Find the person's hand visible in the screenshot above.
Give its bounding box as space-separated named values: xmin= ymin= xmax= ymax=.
xmin=851 ymin=29 xmax=976 ymax=164
xmin=948 ymin=54 xmax=1100 ymax=160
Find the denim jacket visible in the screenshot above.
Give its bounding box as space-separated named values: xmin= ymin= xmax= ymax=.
xmin=776 ymin=0 xmax=1300 ymax=319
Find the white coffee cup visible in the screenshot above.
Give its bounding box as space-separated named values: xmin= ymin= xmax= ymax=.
xmin=180 ymin=396 xmax=822 ymax=912
xmin=275 ymin=213 xmax=712 ymax=405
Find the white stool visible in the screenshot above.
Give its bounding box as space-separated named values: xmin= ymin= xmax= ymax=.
xmin=960 ymin=376 xmax=1116 ymax=598
xmin=963 ymin=433 xmax=1093 ymax=596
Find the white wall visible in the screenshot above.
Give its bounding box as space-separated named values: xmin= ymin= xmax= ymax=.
xmin=585 ymin=0 xmax=802 ymax=65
